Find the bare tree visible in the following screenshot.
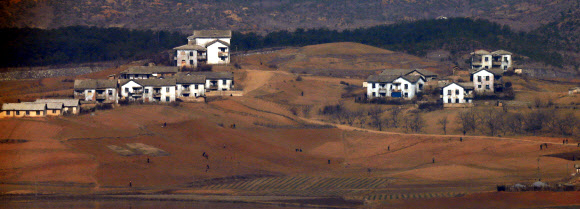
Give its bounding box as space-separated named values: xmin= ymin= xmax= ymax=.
xmin=369 ymin=106 xmax=385 ymax=131
xmin=555 ymin=112 xmax=579 ymax=136
xmin=477 ymin=108 xmax=504 ymax=136
xmin=404 ymin=113 xmax=426 ymax=133
xmin=457 ymin=109 xmax=477 ymax=134
xmin=506 ymin=112 xmax=524 ymax=135
xmin=438 ymin=116 xmax=448 ymax=135
xmin=389 ymin=107 xmax=402 ymax=128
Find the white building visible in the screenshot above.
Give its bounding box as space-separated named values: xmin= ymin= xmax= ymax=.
xmin=174 ymin=30 xmax=231 ymax=68
xmin=195 ymin=72 xmax=235 ymax=91
xmin=380 ymin=69 xmax=438 ymax=81
xmin=366 ymin=75 xmax=425 ymax=99
xmin=120 ymin=79 xmax=176 ymax=102
xmin=470 ymin=68 xmax=503 ymax=94
xmin=1 ymin=103 xmax=46 ymax=118
xmin=175 ymin=72 xmax=206 ymax=97
xmin=35 ymin=99 xmax=80 ymax=115
xmin=471 ymin=50 xmax=512 ymax=71
xmin=442 ymin=82 xmax=474 ymax=104
xmin=74 ymin=79 xmax=118 ymax=103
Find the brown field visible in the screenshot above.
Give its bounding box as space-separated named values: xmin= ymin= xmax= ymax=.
xmin=1 ymin=43 xmax=580 ymax=208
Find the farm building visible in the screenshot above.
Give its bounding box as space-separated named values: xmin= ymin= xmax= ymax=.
xmin=366 ymin=74 xmax=425 ymax=100
xmin=174 ymin=30 xmax=231 ymax=68
xmin=470 ymin=68 xmax=504 ymax=94
xmin=380 ymin=69 xmax=438 ymax=81
xmin=120 ymin=79 xmax=177 ymax=102
xmin=1 ymin=103 xmax=46 ymax=118
xmin=441 ymin=82 xmax=474 ymax=106
xmin=470 ymin=50 xmax=512 ymax=71
xmin=35 ymin=99 xmax=80 ymax=114
xmin=119 ymin=66 xmax=179 ymax=79
xmin=74 ymin=79 xmax=118 ymax=103
xmin=175 ymin=72 xmax=206 ymax=98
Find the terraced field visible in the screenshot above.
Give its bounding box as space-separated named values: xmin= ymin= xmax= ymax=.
xmin=362 ymin=191 xmax=466 ymax=201
xmin=199 ymin=176 xmax=390 ymax=196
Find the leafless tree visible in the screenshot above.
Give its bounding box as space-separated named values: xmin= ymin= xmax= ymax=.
xmin=477 ymin=108 xmax=504 ymax=136
xmin=369 ymin=106 xmax=385 ymax=131
xmin=438 ymin=116 xmax=448 ymax=135
xmin=457 ymin=109 xmax=477 ymax=134
xmin=404 ymin=113 xmax=426 ymax=133
xmin=505 ymin=112 xmax=524 ymax=135
xmin=389 ymin=107 xmax=402 ymax=128
xmin=555 ymin=112 xmax=579 ymax=136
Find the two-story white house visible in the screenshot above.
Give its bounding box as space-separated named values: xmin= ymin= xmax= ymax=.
xmin=471 ymin=50 xmax=512 ymax=71
xmin=74 ymin=79 xmax=118 ymax=103
xmin=380 ymin=69 xmax=438 ymax=82
xmin=366 ymin=75 xmax=425 ymax=100
xmin=196 ymin=72 xmax=234 ymax=91
xmin=174 ymin=30 xmax=231 ymax=68
xmin=441 ymin=82 xmax=474 ymax=104
xmin=120 ymin=79 xmax=176 ymax=102
xmin=470 ymin=68 xmax=504 ymax=94
xmin=175 ymin=72 xmax=206 ymax=97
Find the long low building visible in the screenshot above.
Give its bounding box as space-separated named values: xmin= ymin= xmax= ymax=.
xmin=1 ymin=103 xmax=47 ymax=118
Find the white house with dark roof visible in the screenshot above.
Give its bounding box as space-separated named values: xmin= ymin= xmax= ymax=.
xmin=74 ymin=79 xmax=118 ymax=103
xmin=120 ymin=79 xmax=176 ymax=102
xmin=471 ymin=50 xmax=512 ymax=71
xmin=442 ymin=82 xmax=474 ymax=104
xmin=175 ymin=72 xmax=206 ymax=97
xmin=119 ymin=66 xmax=179 ymax=79
xmin=195 ymin=71 xmax=234 ymax=91
xmin=470 ymin=68 xmax=504 ymax=93
xmin=174 ymin=30 xmax=231 ymax=68
xmin=1 ymin=103 xmax=46 ymax=118
xmin=366 ymin=75 xmax=425 ymax=99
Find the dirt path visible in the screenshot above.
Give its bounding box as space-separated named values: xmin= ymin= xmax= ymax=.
xmin=242 ymin=70 xmax=274 ymax=94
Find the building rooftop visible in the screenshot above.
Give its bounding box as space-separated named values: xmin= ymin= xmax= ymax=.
xmin=120 ymin=79 xmax=177 ymax=87
xmin=174 ymin=73 xmax=206 ymax=84
xmin=35 ymin=99 xmax=80 ymax=107
xmin=173 ymin=44 xmax=207 ymax=51
xmin=121 ymin=66 xmax=179 ymax=75
xmin=74 ymin=79 xmax=117 ymax=90
xmin=190 ymin=30 xmax=232 ymax=39
xmin=380 ymin=68 xmax=437 ymax=77
xmin=193 ymin=71 xmax=234 ymax=79
xmin=2 ymin=103 xmax=46 ymax=111
xmin=469 ymin=68 xmax=504 ymax=76
xmin=367 ymin=75 xmax=423 ymax=83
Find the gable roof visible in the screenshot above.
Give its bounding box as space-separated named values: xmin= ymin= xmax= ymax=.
xmin=380 ymin=68 xmax=437 ymax=77
xmin=491 ymin=50 xmax=512 ymax=55
xmin=35 ymin=99 xmax=80 ymax=107
xmin=471 ymin=50 xmax=491 ymax=55
xmin=2 ymin=103 xmax=46 ymax=111
xmin=74 ymin=79 xmax=117 ymax=90
xmin=44 ymin=102 xmax=64 ymax=109
xmin=442 ymin=82 xmax=474 ymax=90
xmin=367 ymin=75 xmax=424 ymax=83
xmin=174 ymin=72 xmax=206 ymax=84
xmin=173 ymin=44 xmax=207 ymax=51
xmin=204 ymin=39 xmax=230 ymax=47
xmin=469 ymin=68 xmax=504 ymax=76
xmin=120 ymin=79 xmax=176 ymax=87
xmin=190 ymin=30 xmax=232 ymax=39
xmin=121 ymin=66 xmax=179 ymax=75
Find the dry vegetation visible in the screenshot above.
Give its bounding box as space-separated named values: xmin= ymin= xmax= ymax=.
xmin=1 ymin=43 xmax=580 ymax=208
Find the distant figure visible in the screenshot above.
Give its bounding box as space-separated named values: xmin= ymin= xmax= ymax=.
xmin=301 ymin=91 xmax=304 ymax=96
xmin=367 ymin=168 xmax=371 ymax=173
xmin=147 ymin=158 xmax=150 ymax=163
xmin=206 ymin=165 xmax=210 ymax=169
xmin=545 ymin=143 xmax=548 ymax=148
xmin=566 ymin=139 xmax=569 ymax=144
xmin=388 ymin=146 xmax=390 ymax=151
xmin=463 ymin=130 xmax=466 ymax=135
xmin=300 ymin=149 xmax=302 ymax=152
xmin=202 ymin=152 xmax=206 ymax=157
xmin=163 ymin=122 xmax=166 ymax=127
xmin=577 ymin=143 xmax=579 ymax=147
xmin=563 ymin=140 xmax=566 ymax=144
xmin=540 ymin=144 xmax=543 ymax=150
xmin=460 ymin=137 xmax=463 ymax=142
xmin=129 ymin=181 xmax=132 ymax=187
xmin=295 ymin=148 xmax=299 ymax=152
xmin=232 ymin=124 xmax=236 ymax=128
xmin=432 ymin=158 xmax=435 ymax=164
xmin=328 ymin=160 xmax=331 ymax=164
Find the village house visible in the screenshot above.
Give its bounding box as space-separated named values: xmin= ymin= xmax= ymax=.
xmin=0 ymin=103 xmax=46 ymax=118
xmin=119 ymin=66 xmax=179 ymax=79
xmin=366 ymin=74 xmax=425 ymax=100
xmin=174 ymin=30 xmax=231 ymax=68
xmin=120 ymin=79 xmax=176 ymax=102
xmin=470 ymin=50 xmax=512 ymax=71
xmin=380 ymin=69 xmax=438 ymax=81
xmin=41 ymin=102 xmax=64 ymax=116
xmin=174 ymin=72 xmax=206 ymax=97
xmin=74 ymin=79 xmax=118 ymax=103
xmin=196 ymin=71 xmax=235 ymax=91
xmin=441 ymin=82 xmax=474 ymax=105
xmin=35 ymin=99 xmax=80 ymax=115
xmin=470 ymin=68 xmax=504 ymax=94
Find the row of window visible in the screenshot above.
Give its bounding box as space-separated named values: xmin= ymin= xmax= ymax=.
xmin=476 ymin=76 xmax=491 ymax=82
xmin=447 ymin=89 xmax=461 ymax=95
xmin=4 ymin=110 xmax=52 ymax=116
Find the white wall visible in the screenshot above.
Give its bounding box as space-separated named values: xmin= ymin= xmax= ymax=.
xmin=206 ymin=42 xmax=229 ymax=65
xmin=120 ymin=81 xmax=144 ymax=100
xmin=443 ymin=83 xmax=465 ymax=103
xmin=176 ymin=50 xmax=198 ymax=68
xmin=176 ymin=84 xmax=205 ymax=97
xmin=473 ymin=70 xmax=495 ymax=93
xmin=195 ymin=38 xmax=230 ymax=47
xmin=206 ymin=79 xmax=232 ymax=91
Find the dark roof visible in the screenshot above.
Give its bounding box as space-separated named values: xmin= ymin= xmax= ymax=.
xmin=193 ymin=71 xmax=234 ymax=79
xmin=380 ymin=68 xmax=437 ymax=77
xmin=120 ymin=79 xmax=176 ymax=87
xmin=173 ymin=44 xmax=207 ymax=51
xmin=174 ymin=73 xmax=206 ymax=84
xmin=190 ymin=30 xmax=232 ymax=38
xmin=74 ymin=79 xmax=117 ymax=89
xmin=204 ymin=39 xmax=230 ymax=47
xmin=35 ymin=99 xmax=79 ymax=107
xmin=121 ymin=66 xmax=179 ymax=75
xmin=367 ymin=75 xmax=423 ymax=83
xmin=469 ymin=68 xmax=504 ymax=76
xmin=491 ymin=50 xmax=512 ymax=55
xmin=2 ymin=103 xmax=45 ymax=111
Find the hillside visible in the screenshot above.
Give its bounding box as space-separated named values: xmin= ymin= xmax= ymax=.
xmin=2 ymin=0 xmax=577 ymax=34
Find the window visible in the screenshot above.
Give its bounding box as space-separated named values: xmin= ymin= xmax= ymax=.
xmin=52 ymin=110 xmax=56 ymax=114
xmin=486 ymin=76 xmax=490 ymax=81
xmin=485 ymin=85 xmax=490 ymax=89
xmin=145 ymin=89 xmax=149 ymax=94
xmin=190 ymin=52 xmax=193 ymax=56
xmin=219 ymin=47 xmax=227 ymax=52
xmin=220 ymin=57 xmax=226 ymax=61
xmin=478 ymin=85 xmax=482 ymax=89
xmin=108 ymin=90 xmax=112 ymax=95
xmin=36 ymin=111 xmax=40 ymax=115
xmin=455 ymin=90 xmax=459 ymax=95
xmin=166 ymin=97 xmax=170 ymax=102
xmin=477 ymin=76 xmax=482 ymax=82
xmin=190 ymin=60 xmax=194 ymax=65
xmin=372 ymin=92 xmax=376 ymax=97
xmin=448 ymin=99 xmax=451 ymax=103
xmin=485 ymin=57 xmax=489 ymax=61
xmin=194 ymin=85 xmax=198 ymax=89
xmin=404 ymin=93 xmax=408 ymax=97
xmin=6 ymin=111 xmax=10 ymax=115
xmin=222 ymin=80 xmax=227 ymax=85
xmin=16 ymin=111 xmax=20 ymax=115
xmin=26 ymin=111 xmax=30 ymax=115
xmin=125 ymin=88 xmax=129 ymax=93
xmin=372 ymin=83 xmax=376 ymax=88
xmin=419 ymin=84 xmax=423 ymax=90
xmin=166 ymin=87 xmax=170 ymax=92
xmin=456 ymin=99 xmax=459 ymax=103
xmin=404 ymin=84 xmax=408 ymax=90
xmin=447 ymin=90 xmax=451 ymax=95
